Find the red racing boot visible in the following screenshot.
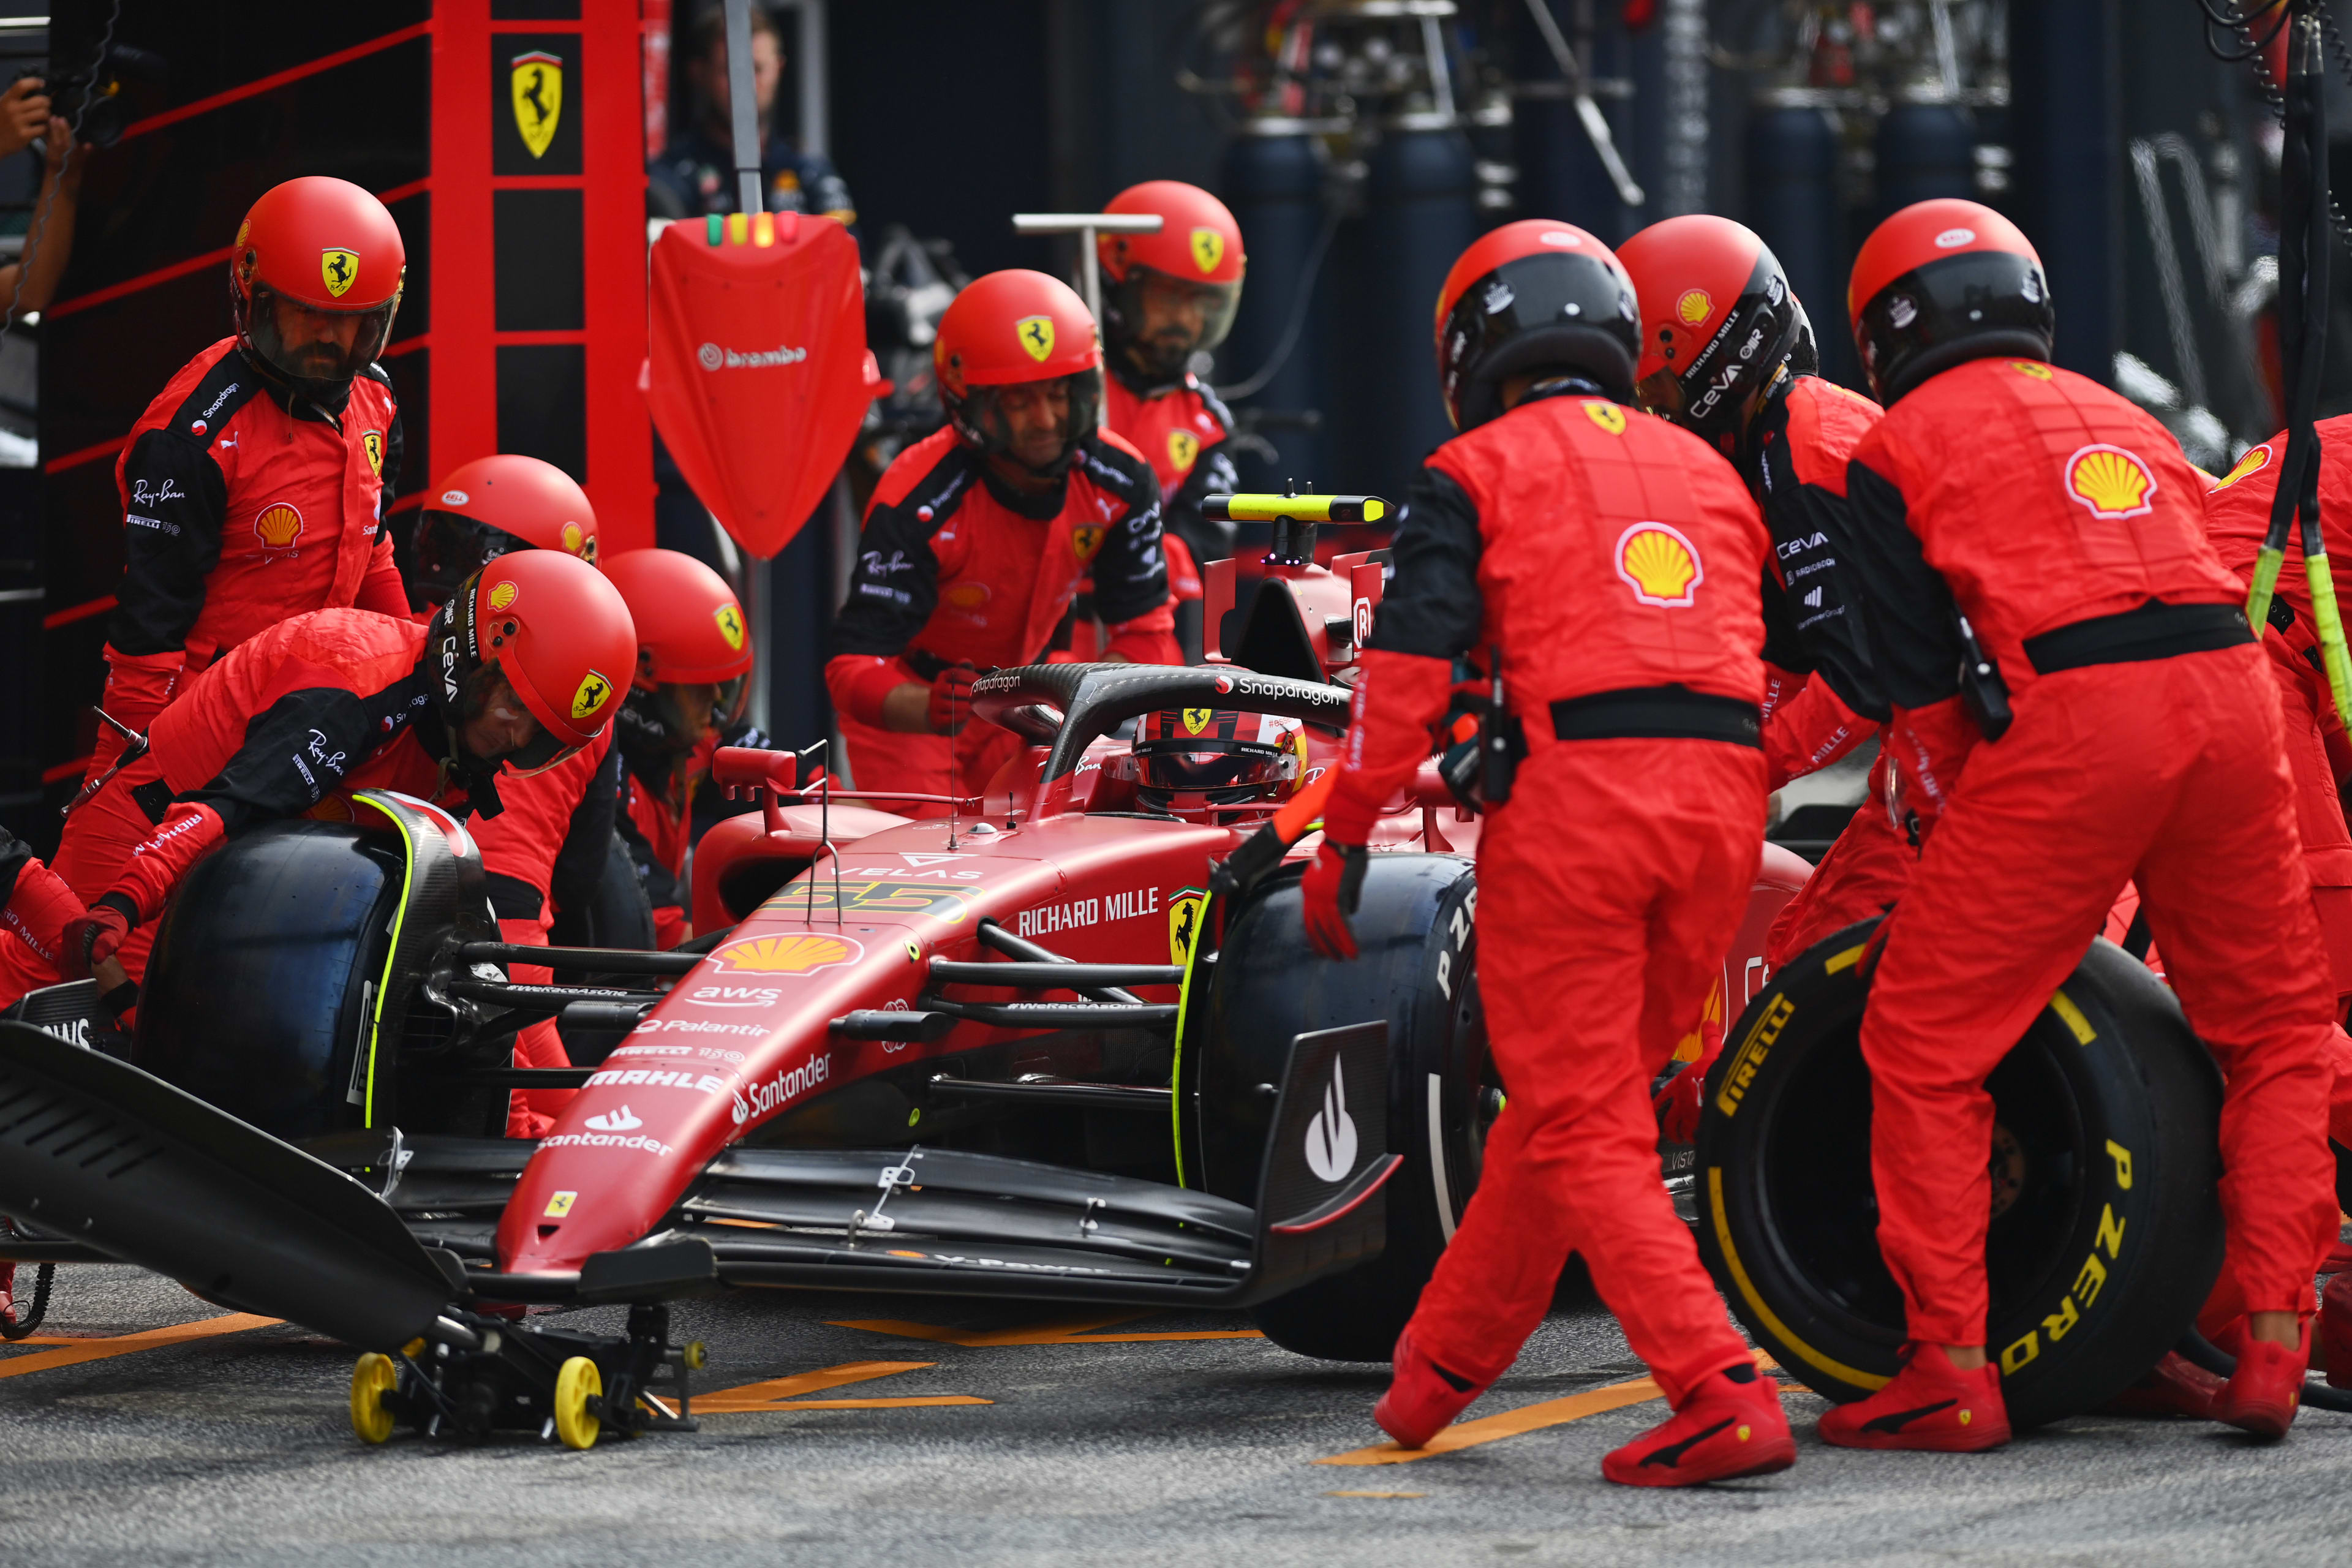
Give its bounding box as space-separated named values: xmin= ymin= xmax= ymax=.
xmin=1374 ymin=1329 xmax=1493 ymax=1449
xmin=2095 ymin=1352 xmax=2227 ymax=1419
xmin=1602 ymin=1363 xmax=1795 ymax=1487
xmin=1817 ymin=1344 xmax=2010 ymax=1452
xmin=2321 ymin=1273 xmax=2352 ymax=1390
xmin=2214 ymin=1318 xmax=2310 ymax=1439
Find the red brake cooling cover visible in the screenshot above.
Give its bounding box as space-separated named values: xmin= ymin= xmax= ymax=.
xmin=646 ymin=213 xmax=878 ymax=559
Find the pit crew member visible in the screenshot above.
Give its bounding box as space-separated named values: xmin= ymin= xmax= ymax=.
xmin=407 ymin=455 xmax=614 ymax=1136
xmin=826 ymin=270 xmax=1178 ymax=807
xmin=606 ymin=549 xmax=756 ymax=949
xmin=1615 ymin=215 xmax=1907 ymax=1139
xmin=1303 ymin=220 xmax=1793 ymax=1487
xmin=1812 ymin=198 xmax=2335 ymax=1448
xmin=84 ymin=177 xmax=409 ymax=786
xmin=40 ymin=552 xmax=634 ymax=998
xmin=1097 ymin=180 xmax=1245 ymax=659
xmin=0 ymin=825 xmax=89 ymax=1006
xmin=645 ymin=2 xmax=854 ymax=226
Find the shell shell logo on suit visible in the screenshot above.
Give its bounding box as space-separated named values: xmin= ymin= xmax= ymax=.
xmin=2212 ymin=443 xmax=2270 ymax=492
xmin=710 ymin=934 xmax=864 ymax=976
xmin=254 ymin=502 xmax=303 ymax=549
xmin=2065 ymin=445 xmax=2158 ymax=522
xmin=1616 ymin=523 xmax=1704 ymax=608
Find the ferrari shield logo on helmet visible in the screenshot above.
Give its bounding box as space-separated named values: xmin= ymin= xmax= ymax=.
xmin=320 ymin=249 xmax=360 ymax=299
xmin=361 ymin=430 xmax=384 ymax=477
xmin=510 ymin=50 xmax=564 ymax=160
xmin=1190 ymin=227 xmax=1224 ymax=274
xmin=1015 ymin=314 xmax=1056 ymax=362
xmin=1615 ymin=522 xmax=1704 ymax=608
xmin=715 ymin=603 xmax=746 ymax=651
xmin=571 ymin=668 xmax=612 ymax=722
xmin=2064 ymin=443 xmax=2158 ymax=522
xmin=1166 ymin=428 xmax=1200 ymax=472
xmin=1182 ymin=707 xmax=1213 ymax=735
xmin=1071 ymin=523 xmax=1106 ymax=563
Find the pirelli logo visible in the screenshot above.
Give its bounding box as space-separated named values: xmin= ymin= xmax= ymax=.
xmin=1714 ymin=995 xmax=1796 ymax=1118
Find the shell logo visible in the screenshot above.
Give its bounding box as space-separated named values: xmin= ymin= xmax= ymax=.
xmin=2212 ymin=443 xmax=2272 ymax=492
xmin=254 ymin=502 xmax=304 ymax=549
xmin=1675 ymin=288 xmax=1713 ymax=326
xmin=711 ymin=933 xmax=864 ymax=976
xmin=560 ymin=521 xmax=586 ymax=556
xmin=2064 ymin=443 xmax=2159 ymax=522
xmin=1615 ymin=522 xmax=1705 ymax=608
xmin=944 ymin=582 xmax=991 ymax=609
xmin=488 ymin=579 xmax=519 ymax=612
xmin=1584 ymin=401 xmax=1627 ymax=436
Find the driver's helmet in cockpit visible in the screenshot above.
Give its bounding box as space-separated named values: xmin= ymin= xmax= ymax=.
xmin=1116 ymin=706 xmax=1308 ymax=818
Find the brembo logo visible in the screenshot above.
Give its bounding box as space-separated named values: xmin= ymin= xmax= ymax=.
xmin=699 ymin=341 xmax=809 ymax=371
xmin=731 ymin=1053 xmax=832 ymax=1126
xmin=1303 ymin=1058 xmax=1358 ymax=1183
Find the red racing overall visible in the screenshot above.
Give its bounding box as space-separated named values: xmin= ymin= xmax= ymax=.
xmin=0 ymin=827 xmax=83 ymax=1006
xmin=1828 ymin=357 xmax=2337 ymax=1351
xmin=1104 ymin=368 xmax=1237 ymax=651
xmin=824 ymin=425 xmax=1177 ymax=807
xmin=31 ymin=610 xmax=469 ymax=993
xmin=91 ymin=339 xmax=406 ymax=776
xmin=1327 ymin=386 xmax=1770 ymax=1404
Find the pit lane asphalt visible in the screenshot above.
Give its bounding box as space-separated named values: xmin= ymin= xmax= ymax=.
xmin=1 ymin=1265 xmax=2345 ymax=1567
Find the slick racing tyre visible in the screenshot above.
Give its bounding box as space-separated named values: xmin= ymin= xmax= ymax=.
xmin=1191 ymin=855 xmax=1490 ymax=1362
xmin=1694 ymin=918 xmax=2225 ymax=1429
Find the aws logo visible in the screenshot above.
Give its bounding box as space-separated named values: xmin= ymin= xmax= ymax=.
xmin=710 ymin=933 xmax=863 ymax=976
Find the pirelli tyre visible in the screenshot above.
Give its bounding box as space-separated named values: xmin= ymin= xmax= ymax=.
xmin=1694 ymin=918 xmax=2224 ymax=1428
xmin=1185 ymin=854 xmax=1489 ymax=1362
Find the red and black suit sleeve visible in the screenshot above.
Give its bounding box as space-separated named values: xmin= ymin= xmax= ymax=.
xmin=1752 ymin=396 xmax=1888 ymax=724
xmin=828 ymin=445 xmax=983 ymax=661
xmin=1166 ymin=383 xmax=1242 ymax=563
xmin=1826 ymin=455 xmax=1978 ymax=820
xmin=108 ymin=355 xmax=262 ymax=658
xmin=1073 ymin=432 xmax=1172 ymax=630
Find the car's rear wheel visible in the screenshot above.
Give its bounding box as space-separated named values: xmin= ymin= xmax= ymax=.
xmin=1188 ymin=854 xmax=1488 ymax=1361
xmin=1694 ymin=918 xmax=2225 ymax=1428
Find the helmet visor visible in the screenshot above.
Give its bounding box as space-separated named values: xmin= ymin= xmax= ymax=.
xmin=1124 ymin=740 xmax=1292 ymax=794
xmin=247 ymin=282 xmax=399 ymax=387
xmin=1111 ymin=266 xmax=1241 ymax=378
xmin=964 ymin=370 xmax=1100 ymax=473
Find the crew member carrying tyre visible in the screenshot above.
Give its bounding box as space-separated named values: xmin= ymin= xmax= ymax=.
xmin=81 ymin=177 xmax=410 ymax=785
xmin=36 ymin=552 xmax=635 ymax=999
xmin=606 ymin=549 xmax=758 ymax=949
xmin=826 ymin=270 xmax=1177 ymax=810
xmin=406 ymin=456 xmax=616 ymax=1137
xmin=1615 ymin=215 xmax=1909 ymax=1142
xmin=1096 ymin=181 xmax=1245 ymax=660
xmin=1300 ymin=219 xmax=1795 ymax=1487
xmin=1814 ymin=198 xmax=2337 ymax=1447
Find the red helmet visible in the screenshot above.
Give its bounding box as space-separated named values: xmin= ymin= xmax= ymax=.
xmin=1433 ymin=220 xmax=1640 ymax=432
xmin=230 ymin=177 xmax=406 ymax=404
xmin=413 ymin=454 xmax=599 ymax=606
xmin=445 ymin=549 xmax=637 ymax=775
xmin=933 ymin=270 xmax=1104 ymax=476
xmin=605 ymin=549 xmax=755 ymax=762
xmin=1847 ymin=198 xmax=2052 ymax=404
xmin=1098 ymin=181 xmax=1246 ymax=382
xmin=1619 ymin=216 xmax=1813 ymax=444
xmin=1117 ymin=707 xmax=1306 ymax=817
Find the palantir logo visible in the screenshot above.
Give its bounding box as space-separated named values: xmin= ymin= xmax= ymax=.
xmin=1303 ymin=1058 xmax=1358 ymax=1183
xmin=585 ymin=1105 xmax=642 ymax=1133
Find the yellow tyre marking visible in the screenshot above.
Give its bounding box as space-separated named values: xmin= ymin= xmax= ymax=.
xmin=1823 ymin=943 xmax=1868 ymax=975
xmin=697 ymin=1359 xmax=992 ymax=1412
xmin=1708 ymin=1168 xmax=1889 ymax=1392
xmin=0 ymin=1312 xmax=277 ymax=1379
xmin=2049 ymin=989 xmax=2097 ymax=1044
xmin=832 ymin=1313 xmax=1262 ymax=1346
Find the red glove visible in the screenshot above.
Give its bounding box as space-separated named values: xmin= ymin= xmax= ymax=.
xmin=1653 ymin=1014 xmax=1726 ymax=1144
xmin=1301 ymin=839 xmax=1368 ymax=962
xmin=927 ymin=662 xmax=980 ymax=734
xmin=59 ymin=895 xmax=134 ymax=983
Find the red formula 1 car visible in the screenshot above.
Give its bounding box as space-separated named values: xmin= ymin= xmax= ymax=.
xmin=0 ymin=515 xmax=1809 ymax=1450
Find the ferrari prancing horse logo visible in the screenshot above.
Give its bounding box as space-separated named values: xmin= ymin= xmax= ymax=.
xmin=571 ymin=669 xmax=611 ymax=721
xmin=361 ymin=430 xmax=384 ymax=477
xmin=511 ymin=50 xmax=564 ymax=160
xmin=320 ymin=249 xmax=359 ymax=299
xmin=715 ymin=603 xmax=746 ymax=651
xmin=1015 ymin=315 xmax=1055 ymax=363
xmin=1166 ymin=429 xmax=1200 ymax=473
xmin=1190 ymin=228 xmax=1224 ymax=274
xmin=1181 ymin=707 xmax=1213 ymax=734
xmin=1071 ymin=524 xmax=1106 ymax=563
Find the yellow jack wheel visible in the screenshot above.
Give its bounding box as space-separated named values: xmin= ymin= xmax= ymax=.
xmin=552 ymin=1355 xmax=602 ymax=1450
xmin=682 ymin=1341 xmax=707 ymax=1371
xmin=349 ymin=1352 xmax=399 ymax=1446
